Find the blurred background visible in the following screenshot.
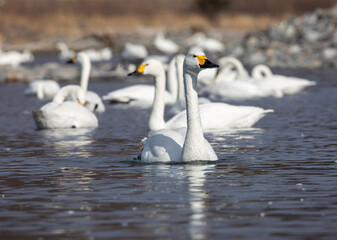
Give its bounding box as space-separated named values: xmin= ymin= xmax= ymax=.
xmin=0 ymin=0 xmax=336 ymax=83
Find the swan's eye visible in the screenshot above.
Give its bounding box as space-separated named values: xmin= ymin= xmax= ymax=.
xmin=193 ymin=55 xmax=196 ymax=58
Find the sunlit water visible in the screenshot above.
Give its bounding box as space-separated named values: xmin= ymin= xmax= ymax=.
xmin=0 ymin=68 xmax=336 ymax=239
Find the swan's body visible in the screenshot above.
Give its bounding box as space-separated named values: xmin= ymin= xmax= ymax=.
xmin=251 ymin=64 xmax=316 ymax=95
xmin=25 ymin=80 xmax=60 ymax=99
xmin=58 ymin=42 xmax=112 ymax=62
xmin=154 ymin=32 xmax=179 ymax=55
xmin=138 ymin=51 xmax=219 ymax=162
xmin=103 ymin=84 xmax=175 ymax=105
xmin=166 ymin=103 xmax=273 ymax=130
xmin=57 ymin=42 xmax=75 ymax=60
xmin=68 ymin=52 xmax=105 ymax=113
xmin=202 ymin=57 xmax=279 ymax=100
xmin=0 ymin=50 xmax=34 ymax=67
xmin=121 ymin=43 xmax=148 ymax=62
xmin=188 ymin=32 xmax=225 ymax=53
xmin=32 ymin=85 xmax=98 ymax=129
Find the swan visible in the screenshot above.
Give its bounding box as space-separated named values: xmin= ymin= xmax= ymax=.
xmin=0 ymin=50 xmax=34 ymax=67
xmin=187 ymin=32 xmax=225 ymax=53
xmin=121 ymin=43 xmax=148 ymax=63
xmin=201 ymin=57 xmax=279 ymax=100
xmin=139 ymin=50 xmax=218 ymax=162
xmin=154 ymin=32 xmax=179 ymax=55
xmin=251 ymin=64 xmax=316 ymax=95
xmin=57 ymin=42 xmax=75 ymax=60
xmin=25 ymin=80 xmax=60 ymax=99
xmin=67 ymin=52 xmax=105 ymax=113
xmin=102 ymin=60 xmax=176 ymax=106
xmin=32 ymin=85 xmax=98 ymax=129
xmin=58 ymin=42 xmax=112 ymax=62
xmin=130 ymin=58 xmax=273 ymax=132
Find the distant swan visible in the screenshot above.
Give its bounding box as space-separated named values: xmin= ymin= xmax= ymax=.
xmin=251 ymin=64 xmax=316 ymax=95
xmin=202 ymin=57 xmax=278 ymax=100
xmin=58 ymin=42 xmax=112 ymax=62
xmin=154 ymin=32 xmax=179 ymax=55
xmin=139 ymin=50 xmax=219 ymax=162
xmin=67 ymin=52 xmax=105 ymax=113
xmin=25 ymin=80 xmax=60 ymax=99
xmin=32 ymin=85 xmax=98 ymax=129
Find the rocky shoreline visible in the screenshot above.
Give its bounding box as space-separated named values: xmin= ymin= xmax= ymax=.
xmin=231 ymin=5 xmax=337 ymax=69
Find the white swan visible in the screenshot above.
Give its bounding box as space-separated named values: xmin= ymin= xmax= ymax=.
xmin=0 ymin=50 xmax=34 ymax=67
xmin=57 ymin=42 xmax=75 ymax=60
xmin=139 ymin=50 xmax=218 ymax=162
xmin=202 ymin=57 xmax=278 ymax=100
xmin=102 ymin=61 xmax=176 ymax=105
xmin=154 ymin=32 xmax=179 ymax=55
xmin=251 ymin=64 xmax=316 ymax=95
xmin=121 ymin=43 xmax=148 ymax=62
xmin=32 ymin=85 xmax=98 ymax=129
xmin=58 ymin=42 xmax=112 ymax=62
xmin=67 ymin=52 xmax=105 ymax=113
xmin=25 ymin=80 xmax=60 ymax=99
xmin=130 ymin=58 xmax=273 ymax=132
xmin=187 ymin=32 xmax=225 ymax=53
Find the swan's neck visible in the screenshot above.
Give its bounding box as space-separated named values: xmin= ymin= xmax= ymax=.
xmin=177 ymin=60 xmax=185 ymax=101
xmin=181 ymin=69 xmax=207 ymax=161
xmin=167 ymin=58 xmax=178 ymax=100
xmin=80 ymin=58 xmax=91 ymax=92
xmin=149 ymin=72 xmax=166 ymax=131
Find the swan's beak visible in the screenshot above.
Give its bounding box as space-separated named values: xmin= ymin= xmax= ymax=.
xmin=78 ymin=100 xmax=85 ymax=106
xmin=197 ymin=56 xmax=219 ymax=69
xmin=66 ymin=57 xmax=76 ymax=64
xmin=128 ymin=64 xmax=146 ymax=76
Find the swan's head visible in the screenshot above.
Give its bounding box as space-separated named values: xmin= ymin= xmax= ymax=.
xmin=53 ymin=85 xmax=86 ymax=106
xmin=184 ymin=49 xmax=219 ymax=73
xmin=66 ymin=51 xmax=90 ymax=65
xmin=128 ymin=59 xmax=165 ymax=77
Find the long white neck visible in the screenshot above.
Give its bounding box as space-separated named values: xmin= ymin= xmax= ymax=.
xmin=167 ymin=57 xmax=178 ymax=100
xmin=181 ymin=69 xmax=208 ymax=161
xmin=149 ymin=71 xmax=166 ymax=131
xmin=79 ymin=57 xmax=91 ymax=92
xmin=176 ymin=57 xmax=185 ymax=101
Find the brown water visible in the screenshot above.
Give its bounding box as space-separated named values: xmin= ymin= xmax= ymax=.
xmin=0 ymin=69 xmax=336 ymax=239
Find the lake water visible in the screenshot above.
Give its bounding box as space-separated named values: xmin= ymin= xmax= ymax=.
xmin=0 ymin=68 xmax=336 ymax=239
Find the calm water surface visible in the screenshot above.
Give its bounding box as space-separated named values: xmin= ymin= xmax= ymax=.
xmin=0 ymin=69 xmax=336 ymax=239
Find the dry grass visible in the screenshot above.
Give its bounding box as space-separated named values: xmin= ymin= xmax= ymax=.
xmin=0 ymin=0 xmax=335 ymax=44
xmin=0 ymin=11 xmax=291 ymax=43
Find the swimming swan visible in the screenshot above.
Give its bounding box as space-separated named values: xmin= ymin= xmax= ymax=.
xmin=154 ymin=32 xmax=179 ymax=55
xmin=130 ymin=59 xmax=273 ymax=132
xmin=25 ymin=80 xmax=60 ymax=99
xmin=139 ymin=50 xmax=219 ymax=162
xmin=202 ymin=57 xmax=278 ymax=100
xmin=67 ymin=52 xmax=105 ymax=113
xmin=251 ymin=64 xmax=316 ymax=95
xmin=102 ymin=58 xmax=176 ymax=106
xmin=32 ymin=85 xmax=98 ymax=129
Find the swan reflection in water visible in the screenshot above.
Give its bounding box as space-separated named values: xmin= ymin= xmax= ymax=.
xmin=186 ymin=164 xmax=215 ymax=240
xmin=37 ymin=128 xmax=95 ymax=157
xmin=144 ymin=163 xmax=215 ymax=240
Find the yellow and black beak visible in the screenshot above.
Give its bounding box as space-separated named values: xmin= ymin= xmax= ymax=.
xmin=66 ymin=56 xmax=76 ymax=64
xmin=128 ymin=64 xmax=146 ymax=76
xmin=196 ymin=55 xmax=219 ymax=69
